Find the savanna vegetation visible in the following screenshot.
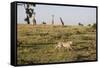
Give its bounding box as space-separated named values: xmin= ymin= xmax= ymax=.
xmin=17 ymin=24 xmax=96 ymax=65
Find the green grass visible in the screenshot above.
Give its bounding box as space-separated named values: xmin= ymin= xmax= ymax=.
xmin=17 ymin=24 xmax=96 ymax=65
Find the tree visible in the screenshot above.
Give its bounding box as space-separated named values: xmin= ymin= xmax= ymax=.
xmin=17 ymin=3 xmax=36 ymax=25
xmin=52 ymin=15 xmax=54 ymax=25
xmin=24 ymin=4 xmax=30 ymax=24
xmin=33 ymin=17 xmax=36 ymax=25
xmin=92 ymin=23 xmax=96 ymax=29
xmin=42 ymin=21 xmax=46 ymax=24
xmin=60 ymin=17 xmax=64 ymax=26
xmin=78 ymin=22 xmax=83 ymax=26
xmin=24 ymin=4 xmax=36 ymax=25
xmin=88 ymin=24 xmax=91 ymax=27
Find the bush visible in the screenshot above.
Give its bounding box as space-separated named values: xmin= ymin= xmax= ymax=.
xmin=92 ymin=23 xmax=96 ymax=29
xmin=42 ymin=21 xmax=46 ymax=24
xmin=88 ymin=24 xmax=91 ymax=27
xmin=78 ymin=23 xmax=84 ymax=26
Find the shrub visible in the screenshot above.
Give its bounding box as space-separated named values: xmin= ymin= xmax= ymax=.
xmin=88 ymin=24 xmax=91 ymax=27
xmin=78 ymin=22 xmax=84 ymax=26
xmin=42 ymin=21 xmax=46 ymax=24
xmin=92 ymin=23 xmax=96 ymax=29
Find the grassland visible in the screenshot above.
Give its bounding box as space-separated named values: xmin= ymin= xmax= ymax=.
xmin=17 ymin=24 xmax=96 ymax=65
